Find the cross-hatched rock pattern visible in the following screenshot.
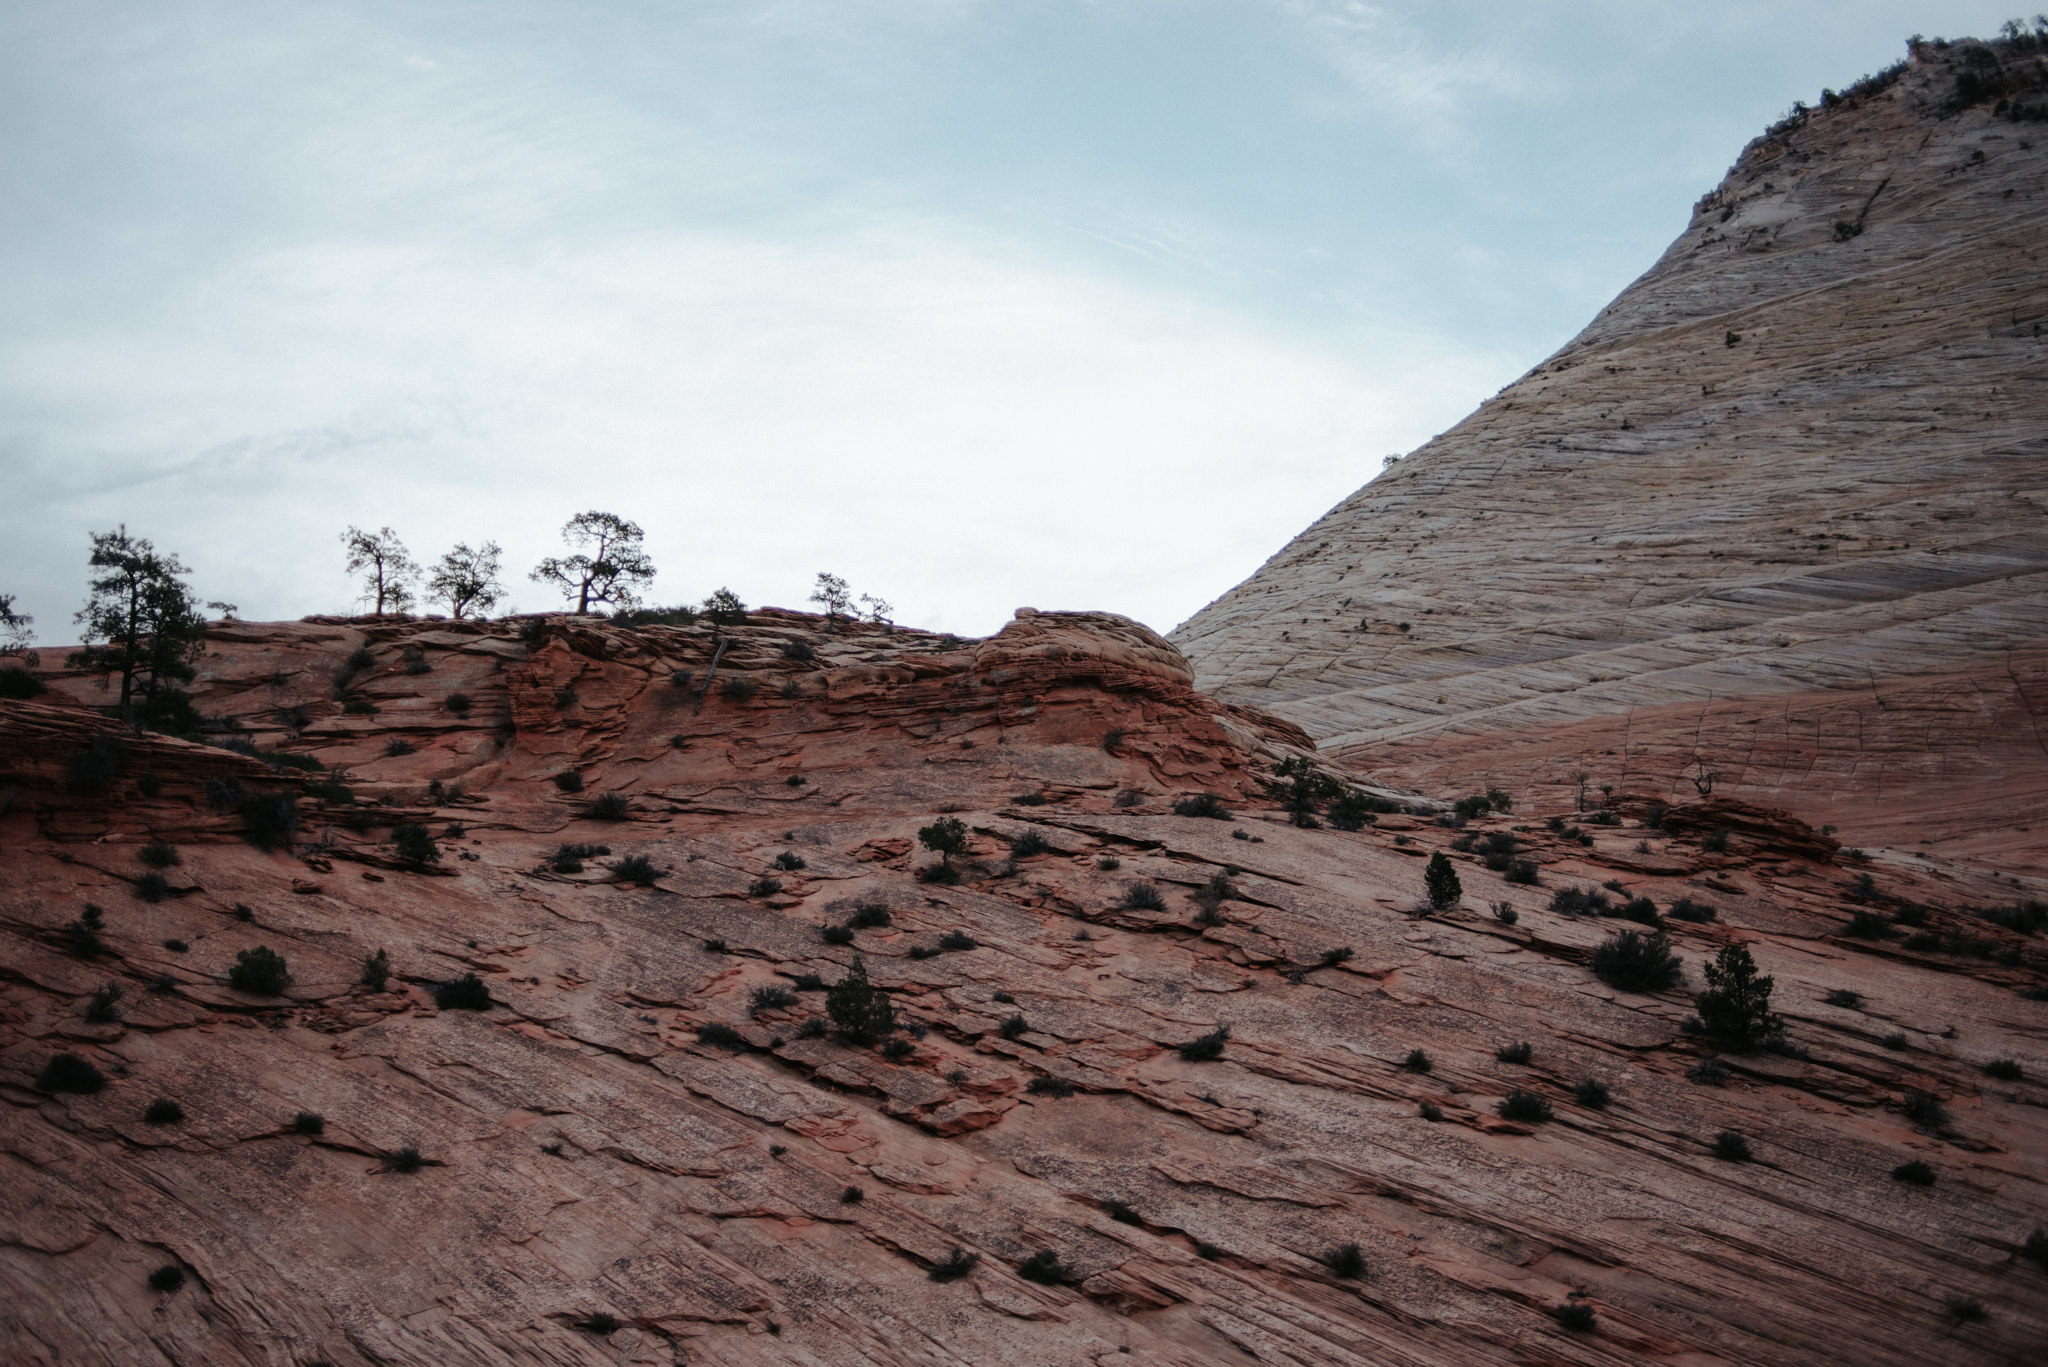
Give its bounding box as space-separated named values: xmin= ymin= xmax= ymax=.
xmin=1172 ymin=39 xmax=2048 ymax=856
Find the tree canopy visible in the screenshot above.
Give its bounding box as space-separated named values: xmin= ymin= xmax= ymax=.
xmin=530 ymin=511 xmax=655 ymax=613
xmin=426 ymin=541 xmax=505 ymax=619
xmin=341 ymin=526 xmax=420 ymax=616
xmin=69 ymin=527 xmax=208 ymax=728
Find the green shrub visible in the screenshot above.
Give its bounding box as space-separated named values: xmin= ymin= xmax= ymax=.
xmin=384 ymin=1145 xmax=424 ymax=1173
xmin=1016 ymin=1250 xmax=1068 ymax=1284
xmin=1550 ymin=887 xmax=1611 ymax=917
xmin=916 ymin=862 xmax=959 ymax=884
xmin=826 ymin=955 xmax=895 ymax=1045
xmin=1498 ymin=1090 xmax=1552 ymax=1123
xmin=821 ymin=923 xmax=854 ymax=944
xmin=577 ymin=1312 xmax=621 ymax=1335
xmin=1696 ymin=944 xmax=1784 ymax=1050
xmin=391 ymin=822 xmax=439 ymax=867
xmin=434 ymin=974 xmax=492 ymax=1011
xmin=917 ymin=817 xmax=968 ymax=861
xmin=36 ymin=1052 xmax=105 ymax=1093
xmin=1946 ymin=1297 xmax=1987 ymax=1323
xmin=553 ymin=770 xmax=584 ymax=793
xmin=1492 ymin=902 xmax=1519 ymax=926
xmin=840 ymin=1185 xmax=863 ymax=1203
xmin=1881 ymin=1031 xmax=1910 ymax=1050
xmin=720 ymin=676 xmax=757 ymax=702
xmin=1689 ymin=1057 xmax=1730 ymax=1086
xmin=1419 ymin=1100 xmax=1444 ymax=1121
xmin=1172 ymin=793 xmax=1230 ymax=819
xmin=751 ymin=986 xmax=798 ymax=1015
xmin=929 ymin=1247 xmax=981 ymax=1282
xmin=1892 ymin=1160 xmax=1935 ymax=1186
xmin=1902 ymin=1089 xmax=1948 ymax=1127
xmin=1824 ymin=988 xmax=1862 ymax=1008
xmin=1321 ymin=946 xmax=1354 ymax=968
xmin=1592 ymin=931 xmax=1682 ymax=992
xmin=228 ymin=946 xmax=291 ymax=995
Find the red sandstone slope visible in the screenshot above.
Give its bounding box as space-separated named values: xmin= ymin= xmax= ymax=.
xmin=2 ymin=610 xmax=2045 ymax=1365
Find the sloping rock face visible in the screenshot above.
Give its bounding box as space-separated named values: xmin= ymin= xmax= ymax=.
xmin=1171 ymin=38 xmax=2048 ymax=863
xmin=3 ymin=610 xmax=2046 ymax=1364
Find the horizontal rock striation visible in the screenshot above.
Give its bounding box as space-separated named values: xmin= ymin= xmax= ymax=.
xmin=1171 ymin=38 xmax=2048 ymax=853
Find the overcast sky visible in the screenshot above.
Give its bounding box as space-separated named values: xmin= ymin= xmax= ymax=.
xmin=0 ymin=1 xmax=2020 ymax=641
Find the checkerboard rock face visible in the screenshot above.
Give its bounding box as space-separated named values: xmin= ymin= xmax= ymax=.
xmin=5 ymin=40 xmax=2048 ymax=1367
xmin=1172 ymin=39 xmax=2048 ymax=867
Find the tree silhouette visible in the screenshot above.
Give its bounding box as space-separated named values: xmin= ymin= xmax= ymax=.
xmin=340 ymin=526 xmax=420 ymax=616
xmin=531 ymin=512 xmax=655 ymax=613
xmin=426 ymin=542 xmax=504 ymax=619
xmin=810 ymin=572 xmax=853 ymax=625
xmin=0 ymin=594 xmax=37 ymax=666
xmin=70 ymin=528 xmax=208 ymax=727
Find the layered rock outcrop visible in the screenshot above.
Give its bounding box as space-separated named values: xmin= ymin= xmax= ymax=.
xmin=3 ymin=609 xmax=2046 ymax=1365
xmin=1172 ymin=38 xmax=2048 ymax=860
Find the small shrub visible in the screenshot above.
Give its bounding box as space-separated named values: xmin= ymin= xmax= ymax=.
xmin=994 ymin=991 xmax=1015 ymax=1003
xmin=1557 ymin=1302 xmax=1596 ymax=1331
xmin=751 ymin=986 xmax=798 ymax=1015
xmin=1010 ymin=829 xmax=1050 ymax=857
xmin=2023 ymin=1229 xmax=2048 ymax=1268
xmin=144 ymin=1098 xmax=183 ymax=1124
xmin=552 ymin=770 xmax=585 ymax=793
xmin=384 ymin=738 xmax=415 ymax=758
xmin=293 ymin=1111 xmax=326 ymax=1134
xmin=1026 ymin=1075 xmax=1075 ymax=1097
xmin=916 ymin=862 xmax=960 ymax=884
xmin=1574 ymin=1079 xmax=1611 ymax=1109
xmin=908 ymin=944 xmax=938 ymax=960
xmin=1946 ymin=1297 xmax=1987 ymax=1323
xmin=772 ymin=851 xmax=806 ymax=871
xmin=587 ymin=792 xmax=631 ymax=821
xmin=1701 ymin=829 xmax=1730 ymax=853
xmin=610 ymin=854 xmax=661 ymax=885
xmin=1497 ymin=1041 xmax=1532 ymax=1064
xmin=84 ymin=982 xmax=122 ymax=1023
xmin=1505 ymin=859 xmax=1540 ymax=885
xmin=392 ymin=822 xmax=440 ymax=867
xmin=1881 ymin=1031 xmax=1910 ymax=1051
xmin=1178 ymin=1027 xmax=1229 ymax=1062
xmin=841 ymin=1185 xmax=863 ymax=1204
xmin=1423 ymin=852 xmax=1462 ymax=909
xmin=443 ymin=691 xmax=472 ymax=716
xmin=37 ymin=1052 xmax=105 ymax=1093
xmin=748 ymin=876 xmax=782 ymax=898
xmin=1096 ymin=855 xmax=1121 ymax=871
xmin=148 ymin=1265 xmax=186 ymax=1293
xmin=342 ymin=697 xmax=378 ymax=716
xmin=1172 ymin=793 xmax=1230 ymax=819
xmin=1017 ymin=1250 xmax=1068 ymax=1284
xmin=848 ymin=902 xmax=892 ymax=929
xmin=1696 ymin=944 xmax=1784 ymax=1050
xmin=1325 ymin=1243 xmax=1366 ymax=1279
xmin=939 ymin=930 xmax=978 ymax=951
xmin=703 ymin=939 xmax=729 ymax=954
xmin=930 ymin=1247 xmax=981 ymax=1282
xmin=1892 ymin=1160 xmax=1936 ymax=1186
xmin=0 ymin=666 xmax=45 ymax=699
xmin=1403 ymin=1049 xmax=1432 ymax=1073
xmin=1689 ymin=1056 xmax=1731 ymax=1086
xmin=1713 ymin=1130 xmax=1751 ymax=1162
xmin=826 ymin=955 xmax=896 ymax=1045
xmin=1498 ymin=1090 xmax=1553 ymax=1123
xmin=821 ymin=923 xmax=855 ymax=945
xmin=798 ymin=1016 xmax=828 ymax=1038
xmin=1320 ymin=946 xmax=1354 ymax=968
xmin=999 ymin=1014 xmax=1029 ymax=1040
xmin=1419 ymin=1100 xmax=1444 ymax=1121
xmin=880 ymin=1037 xmax=914 ymax=1061
xmin=1011 ymin=792 xmax=1048 ymax=807
xmin=1984 ymin=1058 xmax=2024 ymax=1081
xmin=361 ymin=949 xmax=391 ymax=991
xmin=1122 ymin=881 xmax=1165 ymax=911
xmin=1668 ymin=897 xmax=1717 ymax=923
xmin=1902 ymin=1088 xmax=1948 ymax=1128
xmin=578 ymin=1312 xmax=621 ymax=1335
xmin=1550 ymin=887 xmax=1612 ymax=918
xmin=138 ymin=840 xmax=181 ymax=869
xmin=780 ymin=638 xmax=816 ymax=662
xmin=134 ymin=872 xmax=170 ymax=903
xmin=1592 ymin=930 xmax=1683 ymax=992
xmin=720 ymin=676 xmax=757 ymax=703
xmin=434 ymin=974 xmax=492 ymax=1011
xmin=1619 ymin=896 xmax=1660 ymax=925
xmin=1824 ymin=988 xmax=1862 ymax=1008
xmin=1492 ymin=902 xmax=1519 ymax=926
xmin=161 ymin=937 xmax=186 ymax=953
xmin=228 ymin=946 xmax=291 ymax=995
xmin=698 ymin=1022 xmax=749 ymax=1052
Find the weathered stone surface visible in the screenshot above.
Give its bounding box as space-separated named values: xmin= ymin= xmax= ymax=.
xmin=3 ymin=605 xmax=2045 ymax=1364
xmin=1172 ymin=40 xmax=2048 ymax=862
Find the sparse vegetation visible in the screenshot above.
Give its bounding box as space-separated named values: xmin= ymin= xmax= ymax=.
xmin=821 ymin=923 xmax=855 ymax=945
xmin=1902 ymin=1088 xmax=1948 ymax=1128
xmin=1984 ymin=1058 xmax=2024 ymax=1080
xmin=360 ymin=949 xmax=391 ymax=991
xmin=1010 ymin=829 xmax=1050 ymax=858
xmin=1122 ymin=881 xmax=1166 ymax=912
xmin=939 ymin=930 xmax=978 ymax=951
xmin=772 ymin=851 xmax=806 ymax=871
xmin=1492 ymin=902 xmax=1519 ymax=926
xmin=65 ymin=905 xmax=106 ymax=958
xmin=553 ymin=770 xmax=585 ymax=793
xmin=999 ymin=1013 xmax=1029 ymax=1040
xmin=1689 ymin=1056 xmax=1731 ymax=1086
xmin=1881 ymin=1031 xmax=1910 ymax=1051
xmin=1497 ymin=1041 xmax=1532 ymax=1064
xmin=610 ymin=854 xmax=661 ymax=886
xmin=1026 ymin=1075 xmax=1075 ymax=1097
xmin=587 ymin=792 xmax=631 ymax=821
xmin=37 ymin=1053 xmax=106 ymax=1093
xmin=144 ymin=1098 xmax=183 ymax=1124
xmin=148 ymin=1265 xmax=186 ymax=1294
xmin=1574 ymin=1079 xmax=1612 ymax=1109
xmin=1320 ymin=946 xmax=1354 ymax=968
xmin=1557 ymin=1302 xmax=1596 ymax=1331
xmin=1419 ymin=1100 xmax=1444 ymax=1121
xmin=1498 ymin=1090 xmax=1552 ymax=1123
xmin=1017 ymin=1250 xmax=1068 ymax=1284
xmin=138 ymin=839 xmax=180 ymax=869
xmin=1713 ymin=1131 xmax=1752 ymax=1162
xmin=228 ymin=946 xmax=291 ymax=995
xmin=826 ymin=955 xmax=895 ymax=1045
xmin=434 ymin=974 xmax=492 ymax=1011
xmin=1592 ymin=930 xmax=1683 ymax=992
xmin=1668 ymin=897 xmax=1717 ymax=923
xmin=930 ymin=1247 xmax=981 ymax=1282
xmin=1892 ymin=1160 xmax=1936 ymax=1186
xmin=1178 ymin=1027 xmax=1230 ymax=1062
xmin=748 ymin=876 xmax=782 ymax=898
xmin=1172 ymin=792 xmax=1231 ymax=820
xmin=1403 ymin=1049 xmax=1432 ymax=1073
xmin=751 ymin=986 xmax=798 ymax=1015
xmin=698 ymin=1022 xmax=749 ymax=1052
xmin=84 ymin=982 xmax=122 ymax=1023
xmin=1325 ymin=1243 xmax=1367 ymax=1279
xmin=134 ymin=872 xmax=169 ymax=903
xmin=393 ymin=822 xmax=440 ymax=867
xmin=1824 ymin=989 xmax=1862 ymax=1008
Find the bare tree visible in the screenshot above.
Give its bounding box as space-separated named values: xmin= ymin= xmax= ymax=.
xmin=1568 ymin=769 xmax=1591 ymax=813
xmin=530 ymin=512 xmax=655 ymax=613
xmin=1687 ymin=758 xmax=1721 ymax=797
xmin=341 ymin=526 xmax=421 ymax=616
xmin=427 ymin=542 xmax=505 ymax=619
xmin=858 ymin=592 xmax=894 ymax=629
xmin=810 ymin=572 xmax=853 ymax=626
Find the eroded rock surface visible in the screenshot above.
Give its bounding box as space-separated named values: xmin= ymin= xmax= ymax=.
xmin=3 ymin=609 xmax=2045 ymax=1364
xmin=1171 ymin=39 xmax=2048 ymax=861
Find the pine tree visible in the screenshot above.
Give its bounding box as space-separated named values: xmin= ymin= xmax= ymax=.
xmin=825 ymin=955 xmax=895 ymax=1045
xmin=530 ymin=512 xmax=655 ymax=613
xmin=1696 ymin=944 xmax=1784 ymax=1050
xmin=1424 ymin=851 xmax=1462 ymax=909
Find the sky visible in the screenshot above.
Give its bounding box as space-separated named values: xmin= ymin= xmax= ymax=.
xmin=0 ymin=1 xmax=2024 ymax=641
